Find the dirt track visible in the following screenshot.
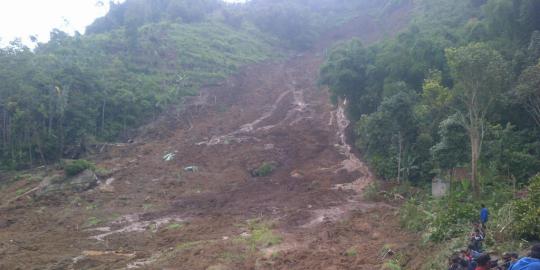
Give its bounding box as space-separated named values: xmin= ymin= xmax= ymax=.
xmin=0 ymin=6 xmax=418 ymax=270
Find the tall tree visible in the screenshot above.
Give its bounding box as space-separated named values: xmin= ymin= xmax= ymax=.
xmin=319 ymin=39 xmax=377 ymax=117
xmin=515 ymin=61 xmax=540 ymax=127
xmin=445 ymin=42 xmax=510 ymax=194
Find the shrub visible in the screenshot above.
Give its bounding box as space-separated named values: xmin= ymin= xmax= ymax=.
xmin=382 ymin=261 xmax=402 ymax=270
xmin=64 ymin=160 xmax=95 ymax=177
xmin=238 ymin=219 xmax=282 ymax=251
xmin=345 ymin=247 xmax=358 ymax=257
xmin=399 ymin=192 xmax=476 ymax=242
xmin=511 ymin=175 xmax=540 ymax=239
xmin=429 ymin=197 xmax=476 ymax=242
xmin=399 ymin=198 xmax=430 ymax=232
xmin=252 ymin=162 xmax=275 ymax=177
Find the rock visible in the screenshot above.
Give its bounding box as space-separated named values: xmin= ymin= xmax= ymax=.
xmin=98 ymin=178 xmax=115 ymax=193
xmin=36 ymin=170 xmax=98 ymax=197
xmin=69 ymin=170 xmax=99 ymax=192
xmin=290 ymin=170 xmax=304 ymax=178
xmin=163 ymin=153 xmax=175 ymax=161
xmin=99 ymin=184 xmax=115 ymax=193
xmin=264 ymin=144 xmax=275 ymax=150
xmin=370 ymin=231 xmax=381 ymax=240
xmin=183 ymin=166 xmax=199 ymax=172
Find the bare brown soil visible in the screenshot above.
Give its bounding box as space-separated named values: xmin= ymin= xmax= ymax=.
xmin=0 ymin=6 xmax=419 ymax=270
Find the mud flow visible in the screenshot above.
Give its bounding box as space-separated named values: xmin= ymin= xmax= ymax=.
xmin=0 ymin=6 xmax=417 ymax=270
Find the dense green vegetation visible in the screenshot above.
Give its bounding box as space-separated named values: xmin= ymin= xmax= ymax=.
xmin=63 ymin=159 xmax=95 ymax=177
xmin=321 ymin=0 xmax=540 ymax=267
xmin=0 ymin=0 xmax=272 ymax=170
xmin=321 ymin=0 xmax=540 ymax=186
xmin=0 ymin=20 xmax=271 ymax=169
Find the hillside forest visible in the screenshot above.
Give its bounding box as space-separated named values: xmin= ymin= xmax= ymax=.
xmin=320 ymin=0 xmax=540 ymax=267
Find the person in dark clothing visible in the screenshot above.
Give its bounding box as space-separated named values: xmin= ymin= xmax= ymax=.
xmin=449 ymin=254 xmax=468 ymax=270
xmin=480 ymin=204 xmax=489 ymax=229
xmin=470 ymin=228 xmax=485 ymax=252
xmin=462 ymin=246 xmax=481 ymax=270
xmin=510 ymin=244 xmax=540 ymax=270
xmin=476 ymin=254 xmax=492 ymax=270
xmin=468 ymin=243 xmax=484 ymax=257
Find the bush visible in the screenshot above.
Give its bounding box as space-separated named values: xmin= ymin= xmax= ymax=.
xmin=399 ymin=192 xmax=477 ymax=242
xmin=64 ymin=160 xmax=95 ymax=177
xmin=252 ymin=162 xmax=275 ymax=177
xmin=511 ymin=175 xmax=540 ymax=239
xmin=399 ymin=198 xmax=430 ymax=232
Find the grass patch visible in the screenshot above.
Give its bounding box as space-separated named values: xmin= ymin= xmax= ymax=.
xmin=382 ymin=260 xmax=402 ymax=270
xmin=167 ymin=223 xmax=184 ymax=230
xmin=176 ymin=240 xmax=208 ymax=252
xmin=85 ymin=216 xmax=102 ymax=227
xmin=94 ymin=167 xmax=112 ymax=178
xmin=345 ymin=247 xmax=358 ymax=257
xmin=220 ymin=251 xmax=246 ymax=263
xmin=251 ymin=162 xmax=276 ymax=177
xmin=85 ymin=203 xmax=98 ymax=211
xmin=64 ymin=160 xmax=95 ymax=177
xmin=15 ymin=188 xmax=29 ymax=196
xmin=236 ymin=219 xmax=282 ymax=250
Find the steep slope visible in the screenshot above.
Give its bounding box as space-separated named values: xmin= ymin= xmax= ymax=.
xmin=0 ymin=3 xmax=416 ymax=270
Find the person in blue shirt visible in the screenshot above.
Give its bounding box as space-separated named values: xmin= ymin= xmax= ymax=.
xmin=510 ymin=244 xmax=540 ymax=270
xmin=480 ymin=204 xmax=489 ymax=229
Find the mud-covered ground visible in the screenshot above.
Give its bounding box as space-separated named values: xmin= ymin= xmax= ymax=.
xmin=0 ymin=6 xmax=420 ymax=270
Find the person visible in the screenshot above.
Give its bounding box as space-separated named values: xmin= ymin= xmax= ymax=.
xmin=500 ymin=252 xmax=519 ymax=270
xmin=462 ymin=247 xmax=481 ymax=270
xmin=470 ymin=228 xmax=485 ymax=252
xmin=473 ymin=222 xmax=486 ymax=238
xmin=468 ymin=244 xmax=484 ymax=258
xmin=450 ymin=253 xmax=469 ymax=270
xmin=480 ymin=204 xmax=489 ymax=229
xmin=475 ymin=254 xmax=492 ymax=270
xmin=509 ymin=244 xmax=540 ymax=270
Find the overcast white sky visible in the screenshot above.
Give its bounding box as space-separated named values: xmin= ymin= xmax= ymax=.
xmin=0 ymin=0 xmax=246 ymax=47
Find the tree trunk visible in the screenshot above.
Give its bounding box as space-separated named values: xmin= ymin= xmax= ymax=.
xmin=525 ymin=95 xmax=540 ymax=128
xmin=36 ymin=137 xmax=47 ymax=166
xmin=470 ymin=130 xmax=480 ymax=195
xmin=27 ymin=127 xmax=33 ymax=167
xmin=101 ymin=100 xmax=106 ymax=136
xmin=2 ymin=106 xmax=6 ymax=149
xmin=397 ymin=132 xmax=403 ymax=183
xmin=48 ymin=89 xmax=54 ymax=136
xmin=32 ymin=127 xmax=47 ymax=167
xmin=59 ymin=114 xmax=65 ymax=159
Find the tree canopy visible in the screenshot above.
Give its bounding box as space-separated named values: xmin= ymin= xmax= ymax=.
xmin=320 ymin=0 xmax=540 ymax=188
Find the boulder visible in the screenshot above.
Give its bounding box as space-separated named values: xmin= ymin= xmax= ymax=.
xmin=36 ymin=170 xmax=98 ymax=197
